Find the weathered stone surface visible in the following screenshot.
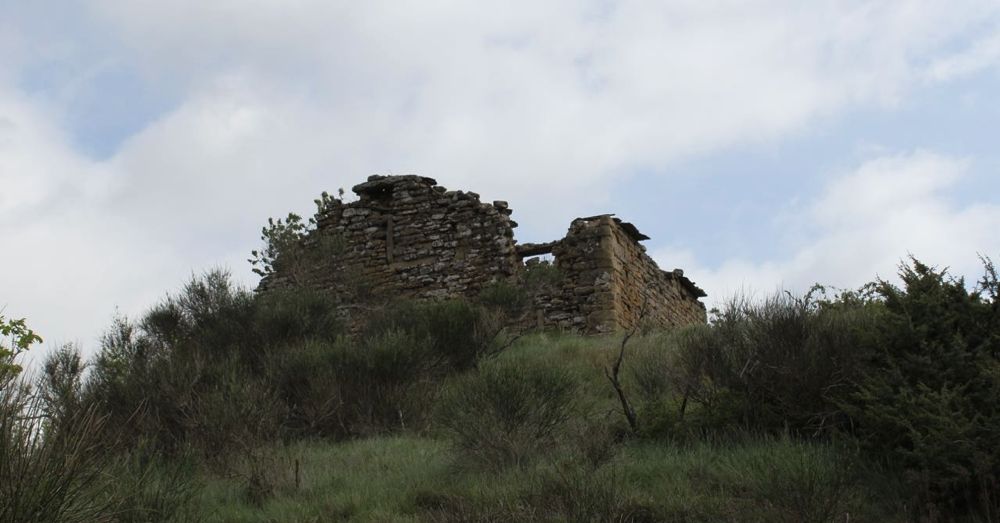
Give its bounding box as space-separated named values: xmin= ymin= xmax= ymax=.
xmin=258 ymin=175 xmax=706 ymax=333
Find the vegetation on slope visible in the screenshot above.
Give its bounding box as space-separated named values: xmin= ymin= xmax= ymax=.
xmin=2 ymin=256 xmax=999 ymax=521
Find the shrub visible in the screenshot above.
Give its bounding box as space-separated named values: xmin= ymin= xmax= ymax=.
xmin=331 ymin=330 xmax=437 ymax=435
xmin=265 ymin=340 xmax=344 ymax=437
xmin=269 ymin=331 xmax=439 ymax=437
xmin=434 ymin=359 xmax=579 ymax=468
xmin=0 ymin=319 xmax=148 ymax=522
xmin=254 ymin=287 xmax=341 ymax=348
xmin=86 ymin=314 xmax=191 ymax=453
xmin=84 ymin=270 xmax=346 ymax=453
xmin=667 ymin=290 xmax=876 ymax=436
xmin=523 ymin=260 xmax=562 ymax=289
xmin=623 ymin=331 xmax=693 ymax=438
xmin=182 ymin=362 xmax=288 ymax=468
xmin=660 ymin=257 xmax=1000 ymax=518
xmin=363 ymin=299 xmax=505 ymax=372
xmin=38 ymin=343 xmax=87 ymax=431
xmin=840 ymin=258 xmax=1000 ymax=516
xmin=140 ymin=269 xmax=258 ymax=362
xmin=477 ymin=281 xmax=530 ymax=319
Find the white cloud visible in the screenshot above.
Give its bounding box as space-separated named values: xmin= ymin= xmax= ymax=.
xmin=84 ymin=0 xmax=1000 ymax=228
xmin=927 ymin=30 xmax=1000 ymax=82
xmin=2 ymin=1 xmax=1000 ymax=360
xmin=657 ymin=151 xmax=1000 ymax=305
xmin=0 ymin=87 xmax=186 ymax=361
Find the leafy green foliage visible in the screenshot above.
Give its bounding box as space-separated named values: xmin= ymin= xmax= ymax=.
xmin=0 ymin=314 xmax=42 ymax=380
xmin=248 ymin=213 xmax=306 ymax=277
xmin=248 ymin=190 xmax=343 ymax=279
xmin=840 ymin=257 xmax=1000 ymax=514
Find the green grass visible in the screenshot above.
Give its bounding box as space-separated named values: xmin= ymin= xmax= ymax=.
xmin=13 ymin=261 xmax=1000 ymax=520
xmin=178 ymin=332 xmax=906 ymax=522
xmin=613 ymin=437 xmax=899 ymax=522
xmin=196 ymin=436 xmax=452 ymax=522
xmin=185 ymin=433 xmax=901 ymax=522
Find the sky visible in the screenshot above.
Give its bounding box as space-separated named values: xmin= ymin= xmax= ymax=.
xmin=3 ymin=0 xmax=1000 ymax=360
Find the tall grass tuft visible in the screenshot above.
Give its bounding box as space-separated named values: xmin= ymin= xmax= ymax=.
xmin=434 ymin=358 xmax=580 ymax=469
xmin=0 ymin=384 xmax=117 ymax=522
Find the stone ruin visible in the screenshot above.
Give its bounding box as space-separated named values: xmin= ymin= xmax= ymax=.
xmin=258 ymin=175 xmax=706 ymax=333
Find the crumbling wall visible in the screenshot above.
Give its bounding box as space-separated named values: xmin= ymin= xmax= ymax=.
xmin=261 ymin=175 xmax=520 ymax=315
xmin=259 ymin=175 xmax=706 ymax=333
xmin=602 ymin=217 xmax=707 ymax=329
xmin=519 ymin=218 xmax=617 ymax=332
xmin=520 ymin=215 xmax=705 ymax=333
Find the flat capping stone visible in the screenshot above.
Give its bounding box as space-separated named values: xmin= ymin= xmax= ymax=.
xmin=614 ymin=218 xmax=650 ymax=242
xmin=517 ymin=241 xmax=560 ymax=258
xmin=574 ymin=213 xmax=650 ymax=242
xmin=577 ymin=213 xmax=614 ymax=222
xmin=664 ymin=269 xmax=708 ymax=298
xmin=352 ymin=174 xmax=438 ymax=196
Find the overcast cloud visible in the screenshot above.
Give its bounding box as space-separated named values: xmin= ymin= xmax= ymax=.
xmin=2 ymin=1 xmax=1000 ymax=358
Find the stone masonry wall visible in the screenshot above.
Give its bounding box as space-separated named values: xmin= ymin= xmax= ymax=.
xmin=603 ymin=216 xmax=707 ymax=329
xmin=522 ymin=217 xmax=617 ymax=333
xmin=523 ymin=215 xmax=706 ymax=333
xmin=261 ymin=175 xmax=520 ymax=317
xmin=259 ymin=175 xmax=706 ymax=333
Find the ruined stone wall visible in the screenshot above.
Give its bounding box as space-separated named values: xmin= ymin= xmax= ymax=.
xmin=260 ymin=175 xmax=706 ymax=333
xmin=523 ymin=218 xmax=618 ymax=333
xmin=261 ymin=175 xmax=520 ymax=319
xmin=523 ymin=215 xmax=705 ymax=333
xmin=603 ymin=217 xmax=707 ymax=329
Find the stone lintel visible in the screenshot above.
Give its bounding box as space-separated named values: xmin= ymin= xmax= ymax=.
xmin=516 ymin=241 xmax=560 ymax=258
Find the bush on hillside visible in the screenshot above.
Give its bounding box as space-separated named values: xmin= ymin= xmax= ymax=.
xmin=325 ymin=331 xmax=437 ymax=435
xmin=362 ymin=299 xmax=506 ymax=372
xmin=82 ymin=270 xmax=502 ymax=449
xmin=656 ymin=257 xmax=1000 ymax=518
xmin=434 ymin=359 xmax=580 ymax=469
xmin=839 ymin=257 xmax=1000 ymax=516
xmin=656 ymin=290 xmax=875 ymax=437
xmin=253 ymin=286 xmax=341 ymax=348
xmin=83 ymin=270 xmax=343 ymax=455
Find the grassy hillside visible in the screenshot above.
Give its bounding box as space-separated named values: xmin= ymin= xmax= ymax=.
xmin=3 ymin=257 xmax=1000 ymax=521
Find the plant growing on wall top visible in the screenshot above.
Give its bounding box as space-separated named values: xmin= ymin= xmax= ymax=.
xmin=249 ymin=190 xmax=345 ymax=281
xmin=0 ymin=313 xmax=42 ymax=381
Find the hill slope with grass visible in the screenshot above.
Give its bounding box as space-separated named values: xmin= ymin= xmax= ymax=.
xmin=3 ymin=257 xmax=1000 ymax=521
